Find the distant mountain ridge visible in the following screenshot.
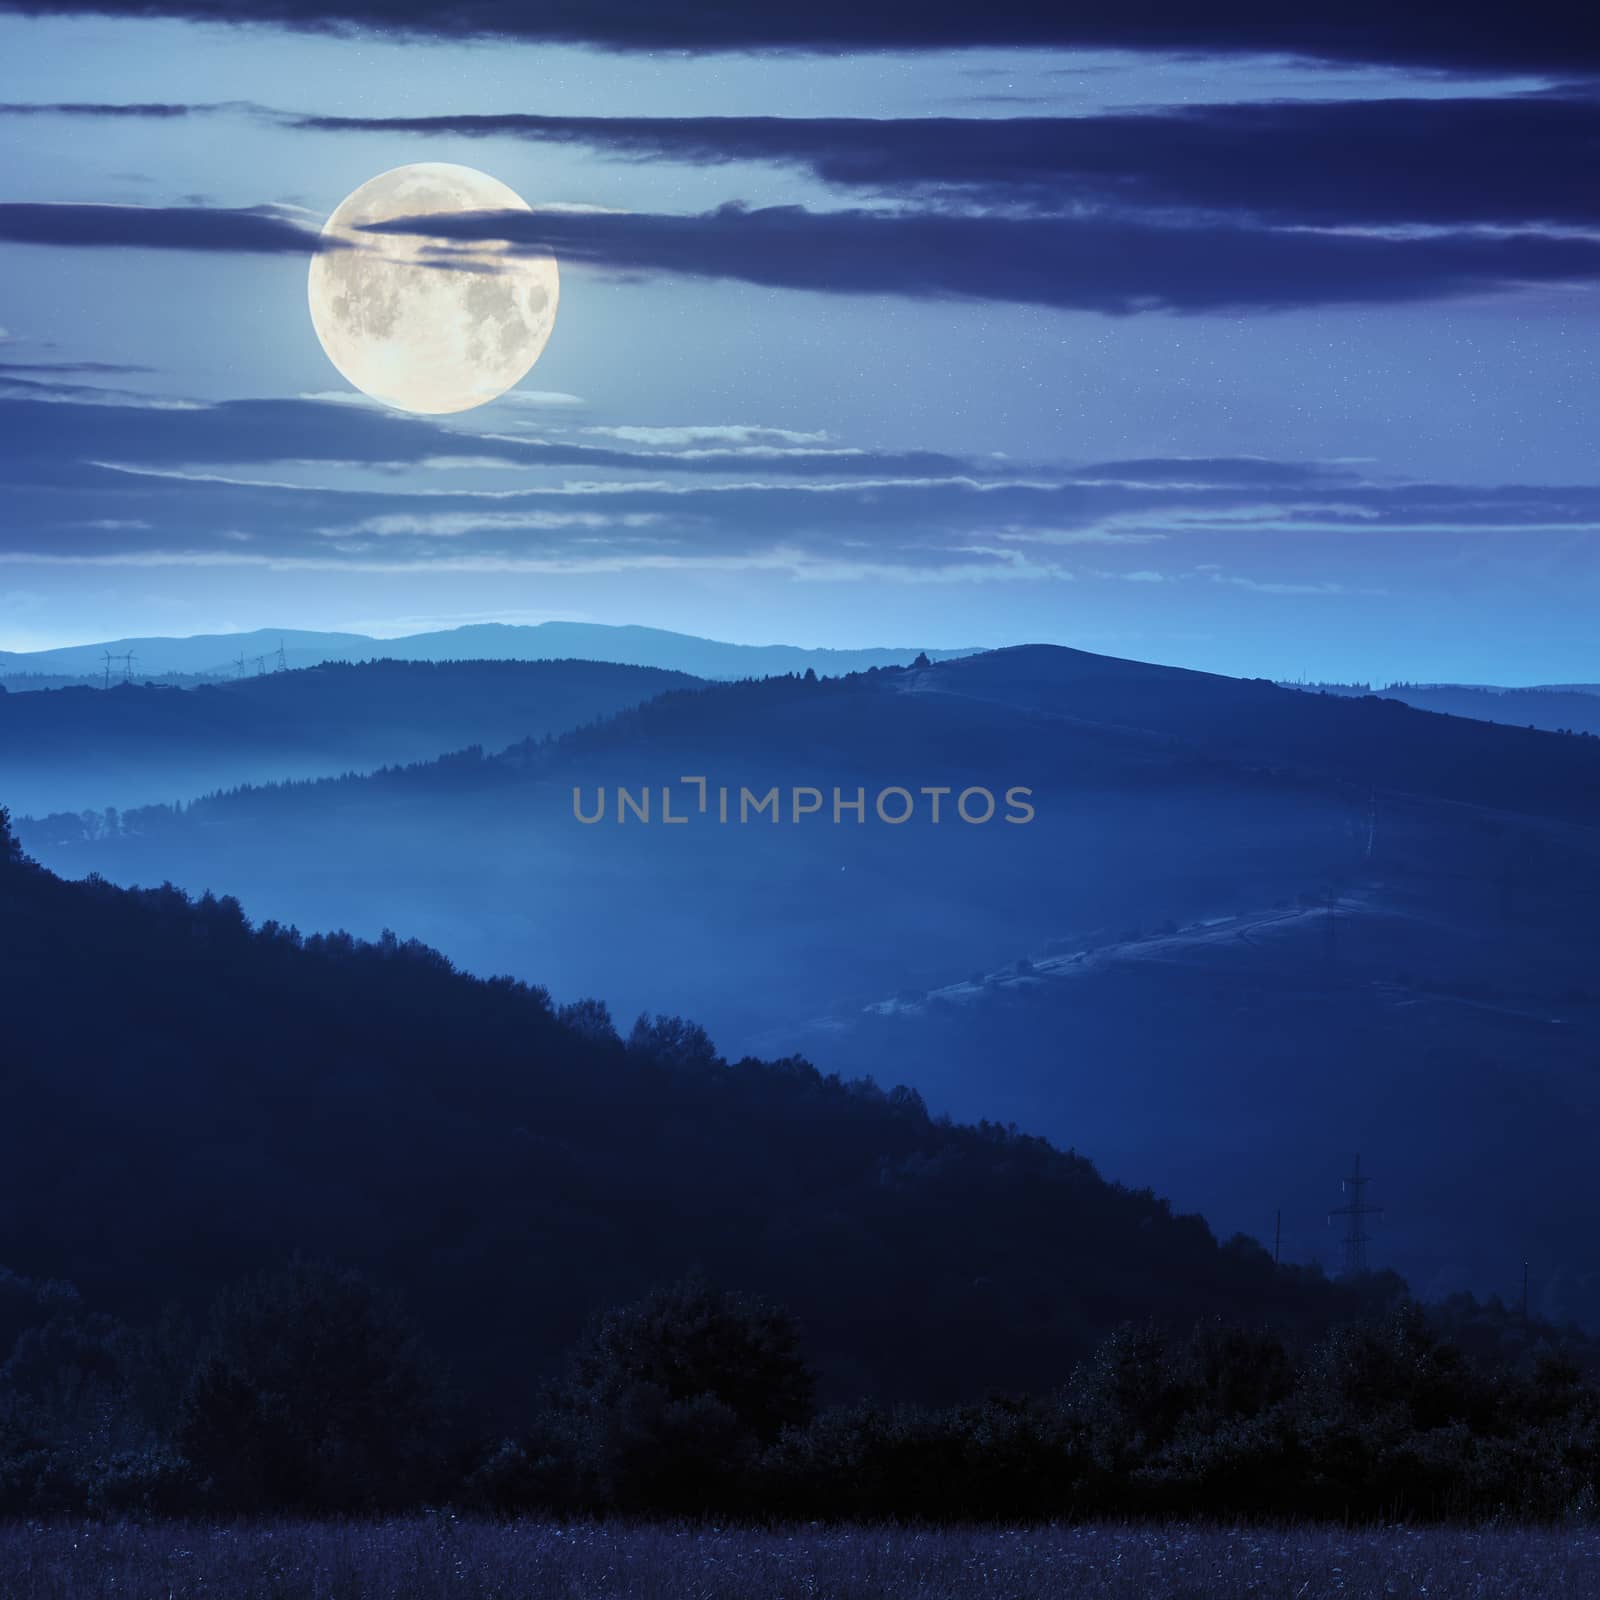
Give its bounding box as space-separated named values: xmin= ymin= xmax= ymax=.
xmin=30 ymin=642 xmax=1600 ymax=1068
xmin=0 ymin=657 xmax=700 ymax=815
xmin=0 ymin=622 xmax=977 ymax=683
xmin=1282 ymin=680 xmax=1600 ymax=738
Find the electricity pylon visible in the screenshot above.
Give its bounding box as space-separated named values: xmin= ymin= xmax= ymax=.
xmin=1329 ymin=1154 xmax=1382 ymax=1277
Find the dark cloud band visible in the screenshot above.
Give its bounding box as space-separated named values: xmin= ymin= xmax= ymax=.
xmin=0 ymin=202 xmax=317 ymax=252
xmin=7 ymin=198 xmax=1600 ymax=315
xmin=12 ymin=95 xmax=1600 ymax=230
xmin=369 ymin=203 xmax=1600 ymax=315
xmin=0 ymin=100 xmax=195 ymax=117
xmin=288 ymin=96 xmax=1600 ymax=229
xmin=0 ymin=0 xmax=1593 ymax=73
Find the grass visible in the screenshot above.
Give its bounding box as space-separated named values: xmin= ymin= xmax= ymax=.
xmin=2 ymin=1519 xmax=1599 ymax=1599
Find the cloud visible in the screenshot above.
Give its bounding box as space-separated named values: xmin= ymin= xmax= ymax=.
xmin=1080 ymin=565 xmax=1386 ymax=595
xmin=318 ymin=510 xmax=666 ymax=537
xmin=76 ymin=460 xmax=1063 ymax=505
xmin=23 ymin=93 xmax=1600 ymax=233
xmin=0 ymin=0 xmax=1589 ymax=73
xmin=30 ymin=431 xmax=1600 ymax=549
xmin=784 ymin=548 xmax=1071 ymax=584
xmin=369 ymin=202 xmax=1600 ymax=315
xmin=0 ymin=201 xmax=320 ymax=253
xmin=485 ymin=428 xmax=860 ymax=462
xmin=0 ymin=100 xmax=198 ymax=118
xmin=993 ymin=524 xmax=1167 ymax=545
xmin=582 ymin=424 xmax=832 ymax=447
xmin=0 ymin=359 xmax=155 ymax=375
xmin=283 ymin=95 xmax=1600 ymax=229
xmin=295 ymin=389 xmax=409 ymax=411
xmin=5 ymin=382 xmax=1599 ymax=603
xmin=1063 ymin=457 xmax=1344 ymax=488
xmin=13 ymin=196 xmax=1600 ymax=314
xmin=0 ymin=368 xmax=207 ymax=410
xmin=493 ymin=389 xmax=587 ymax=409
xmin=0 ymin=392 xmax=970 ymax=479
xmin=1209 ymin=573 xmax=1374 ymax=595
xmin=0 ymin=541 xmax=1066 ymax=584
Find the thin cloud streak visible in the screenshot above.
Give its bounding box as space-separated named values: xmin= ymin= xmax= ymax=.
xmin=0 ymin=543 xmax=1068 ymax=583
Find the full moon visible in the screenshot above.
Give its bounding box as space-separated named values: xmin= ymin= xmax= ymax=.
xmin=307 ymin=162 xmax=558 ymax=415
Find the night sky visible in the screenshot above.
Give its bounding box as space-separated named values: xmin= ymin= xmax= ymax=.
xmin=2 ymin=4 xmax=1596 ymax=681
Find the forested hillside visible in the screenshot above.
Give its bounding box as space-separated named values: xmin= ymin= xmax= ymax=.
xmin=0 ymin=808 xmax=1388 ymax=1420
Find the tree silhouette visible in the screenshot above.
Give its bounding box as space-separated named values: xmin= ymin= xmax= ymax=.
xmin=570 ymin=1277 xmax=815 ymax=1446
xmin=0 ymin=807 xmax=23 ymax=866
xmin=176 ymin=1260 xmax=444 ymax=1511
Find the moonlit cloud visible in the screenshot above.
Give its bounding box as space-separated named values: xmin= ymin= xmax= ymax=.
xmin=582 ymin=424 xmax=833 ymax=447
xmin=0 ymin=384 xmax=204 ymax=410
xmin=5 ymin=391 xmax=1597 ymax=596
xmin=369 ymin=203 xmax=1600 ymax=315
xmin=277 ymin=96 xmax=1600 ymax=229
xmin=995 ymin=525 xmax=1168 ymax=546
xmin=493 ymin=390 xmax=587 ymax=409
xmin=12 ymin=197 xmax=1600 ymax=316
xmin=319 ymin=510 xmax=666 ymax=537
xmin=0 ymin=541 xmax=1065 ymax=583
